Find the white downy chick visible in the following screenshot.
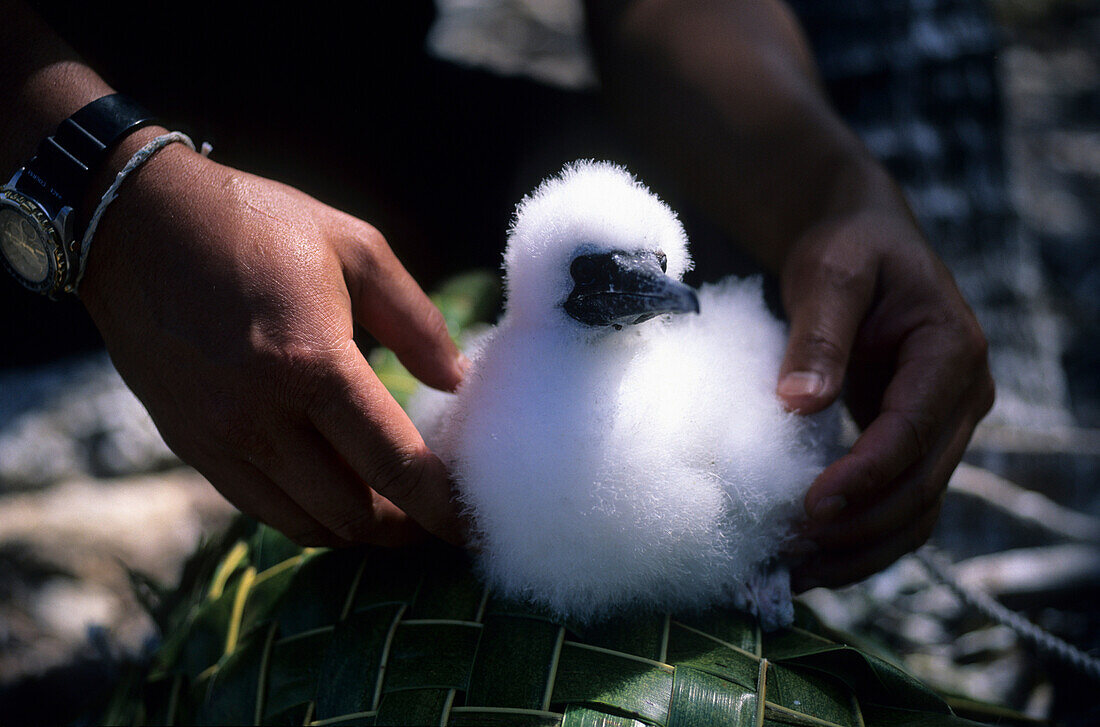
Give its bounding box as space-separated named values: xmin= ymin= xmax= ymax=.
xmin=409 ymin=161 xmax=833 ymax=629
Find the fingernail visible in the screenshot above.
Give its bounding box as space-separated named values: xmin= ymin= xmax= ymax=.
xmin=778 ymin=371 xmax=823 ymax=399
xmin=456 ymin=353 xmax=472 ymax=375
xmin=810 ymin=495 xmax=846 ymax=522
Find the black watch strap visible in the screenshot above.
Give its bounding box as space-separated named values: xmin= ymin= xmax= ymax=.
xmin=16 ymin=94 xmax=157 ymax=215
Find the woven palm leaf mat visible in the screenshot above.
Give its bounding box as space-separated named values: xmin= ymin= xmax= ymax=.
xmin=105 ymin=275 xmax=990 ymax=726
xmin=103 ymin=520 xmax=987 ymax=727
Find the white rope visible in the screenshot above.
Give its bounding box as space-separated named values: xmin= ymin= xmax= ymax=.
xmin=72 ymin=131 xmax=213 ymax=294
xmin=916 ymin=545 xmax=1100 ymax=682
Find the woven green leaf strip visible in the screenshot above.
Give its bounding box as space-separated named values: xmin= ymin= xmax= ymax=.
xmin=110 ymin=524 xmax=981 ymax=727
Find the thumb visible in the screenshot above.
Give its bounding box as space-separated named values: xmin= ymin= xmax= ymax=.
xmin=778 ymin=257 xmax=875 ymax=414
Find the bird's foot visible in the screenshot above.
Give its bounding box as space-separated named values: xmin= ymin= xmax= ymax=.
xmin=730 ymin=562 xmax=794 ymax=631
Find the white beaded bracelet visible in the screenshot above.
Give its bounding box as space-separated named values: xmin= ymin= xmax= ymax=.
xmin=71 ymin=131 xmax=212 ymax=294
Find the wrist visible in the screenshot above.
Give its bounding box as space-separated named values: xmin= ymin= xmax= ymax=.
xmin=77 ymin=128 xmax=206 ymax=310
xmin=2 ymin=90 xmax=166 ymax=296
xmin=772 ymin=156 xmax=918 ymax=274
xmin=78 ymin=124 xmax=178 ymax=224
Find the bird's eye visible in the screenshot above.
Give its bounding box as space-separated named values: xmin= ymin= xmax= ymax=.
xmin=656 ymin=250 xmax=667 ymax=272
xmin=570 ymin=255 xmax=599 ymax=285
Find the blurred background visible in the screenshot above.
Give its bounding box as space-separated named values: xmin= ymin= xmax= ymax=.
xmin=1 ymin=0 xmax=1098 ymax=723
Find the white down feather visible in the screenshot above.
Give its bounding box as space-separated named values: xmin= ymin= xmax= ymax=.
xmin=409 ymin=161 xmax=833 ymax=628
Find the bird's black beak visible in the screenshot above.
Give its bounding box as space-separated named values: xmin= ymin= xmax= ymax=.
xmin=564 ymin=250 xmax=700 ymax=327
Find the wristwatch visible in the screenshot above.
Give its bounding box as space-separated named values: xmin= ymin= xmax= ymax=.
xmin=0 ymin=94 xmax=156 ymax=297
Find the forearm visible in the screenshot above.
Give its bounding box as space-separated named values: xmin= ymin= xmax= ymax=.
xmin=0 ymin=1 xmax=120 ymax=176
xmin=586 ymin=0 xmax=908 ymax=272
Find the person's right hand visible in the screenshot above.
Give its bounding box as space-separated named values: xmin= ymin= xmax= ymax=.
xmin=775 ymin=202 xmax=995 ymax=589
xmin=78 ymin=130 xmax=469 ymax=548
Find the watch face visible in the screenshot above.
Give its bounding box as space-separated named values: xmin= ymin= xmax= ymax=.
xmin=0 ymin=206 xmax=51 ymax=284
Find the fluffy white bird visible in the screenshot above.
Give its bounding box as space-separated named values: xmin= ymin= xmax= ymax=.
xmin=409 ymin=161 xmax=833 ymax=629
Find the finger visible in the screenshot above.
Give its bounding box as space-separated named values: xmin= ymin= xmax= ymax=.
xmin=791 ymin=505 xmax=940 ymax=591
xmin=805 ymin=394 xmax=976 ymax=549
xmin=778 ymin=251 xmax=876 ymax=414
xmin=803 ymin=329 xmax=979 ymax=520
xmin=336 ymin=220 xmax=466 ymax=392
xmin=307 ymin=345 xmax=467 ymax=546
xmin=192 ymin=454 xmax=348 ymax=548
xmin=257 ymin=422 xmax=429 ymax=547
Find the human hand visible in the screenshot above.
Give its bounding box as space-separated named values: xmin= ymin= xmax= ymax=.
xmin=79 ymin=133 xmax=468 ymax=547
xmin=775 ymin=203 xmax=995 ymax=590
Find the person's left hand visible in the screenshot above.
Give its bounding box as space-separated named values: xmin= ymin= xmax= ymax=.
xmin=774 ymin=204 xmax=995 ymax=590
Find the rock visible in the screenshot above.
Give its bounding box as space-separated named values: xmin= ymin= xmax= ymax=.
xmin=948 ymin=462 xmax=1100 ymax=544
xmin=899 ymin=614 xmax=952 ymax=648
xmin=956 ymin=545 xmax=1100 ymax=604
xmin=954 ymin=625 xmax=1020 ymax=664
xmin=0 ymin=353 xmax=177 ymax=491
xmin=904 ymin=651 xmax=1030 ymax=710
xmin=427 ymin=0 xmax=597 ymax=90
xmin=0 ymin=469 xmax=234 ymax=685
xmin=905 ymin=584 xmax=967 ymax=622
